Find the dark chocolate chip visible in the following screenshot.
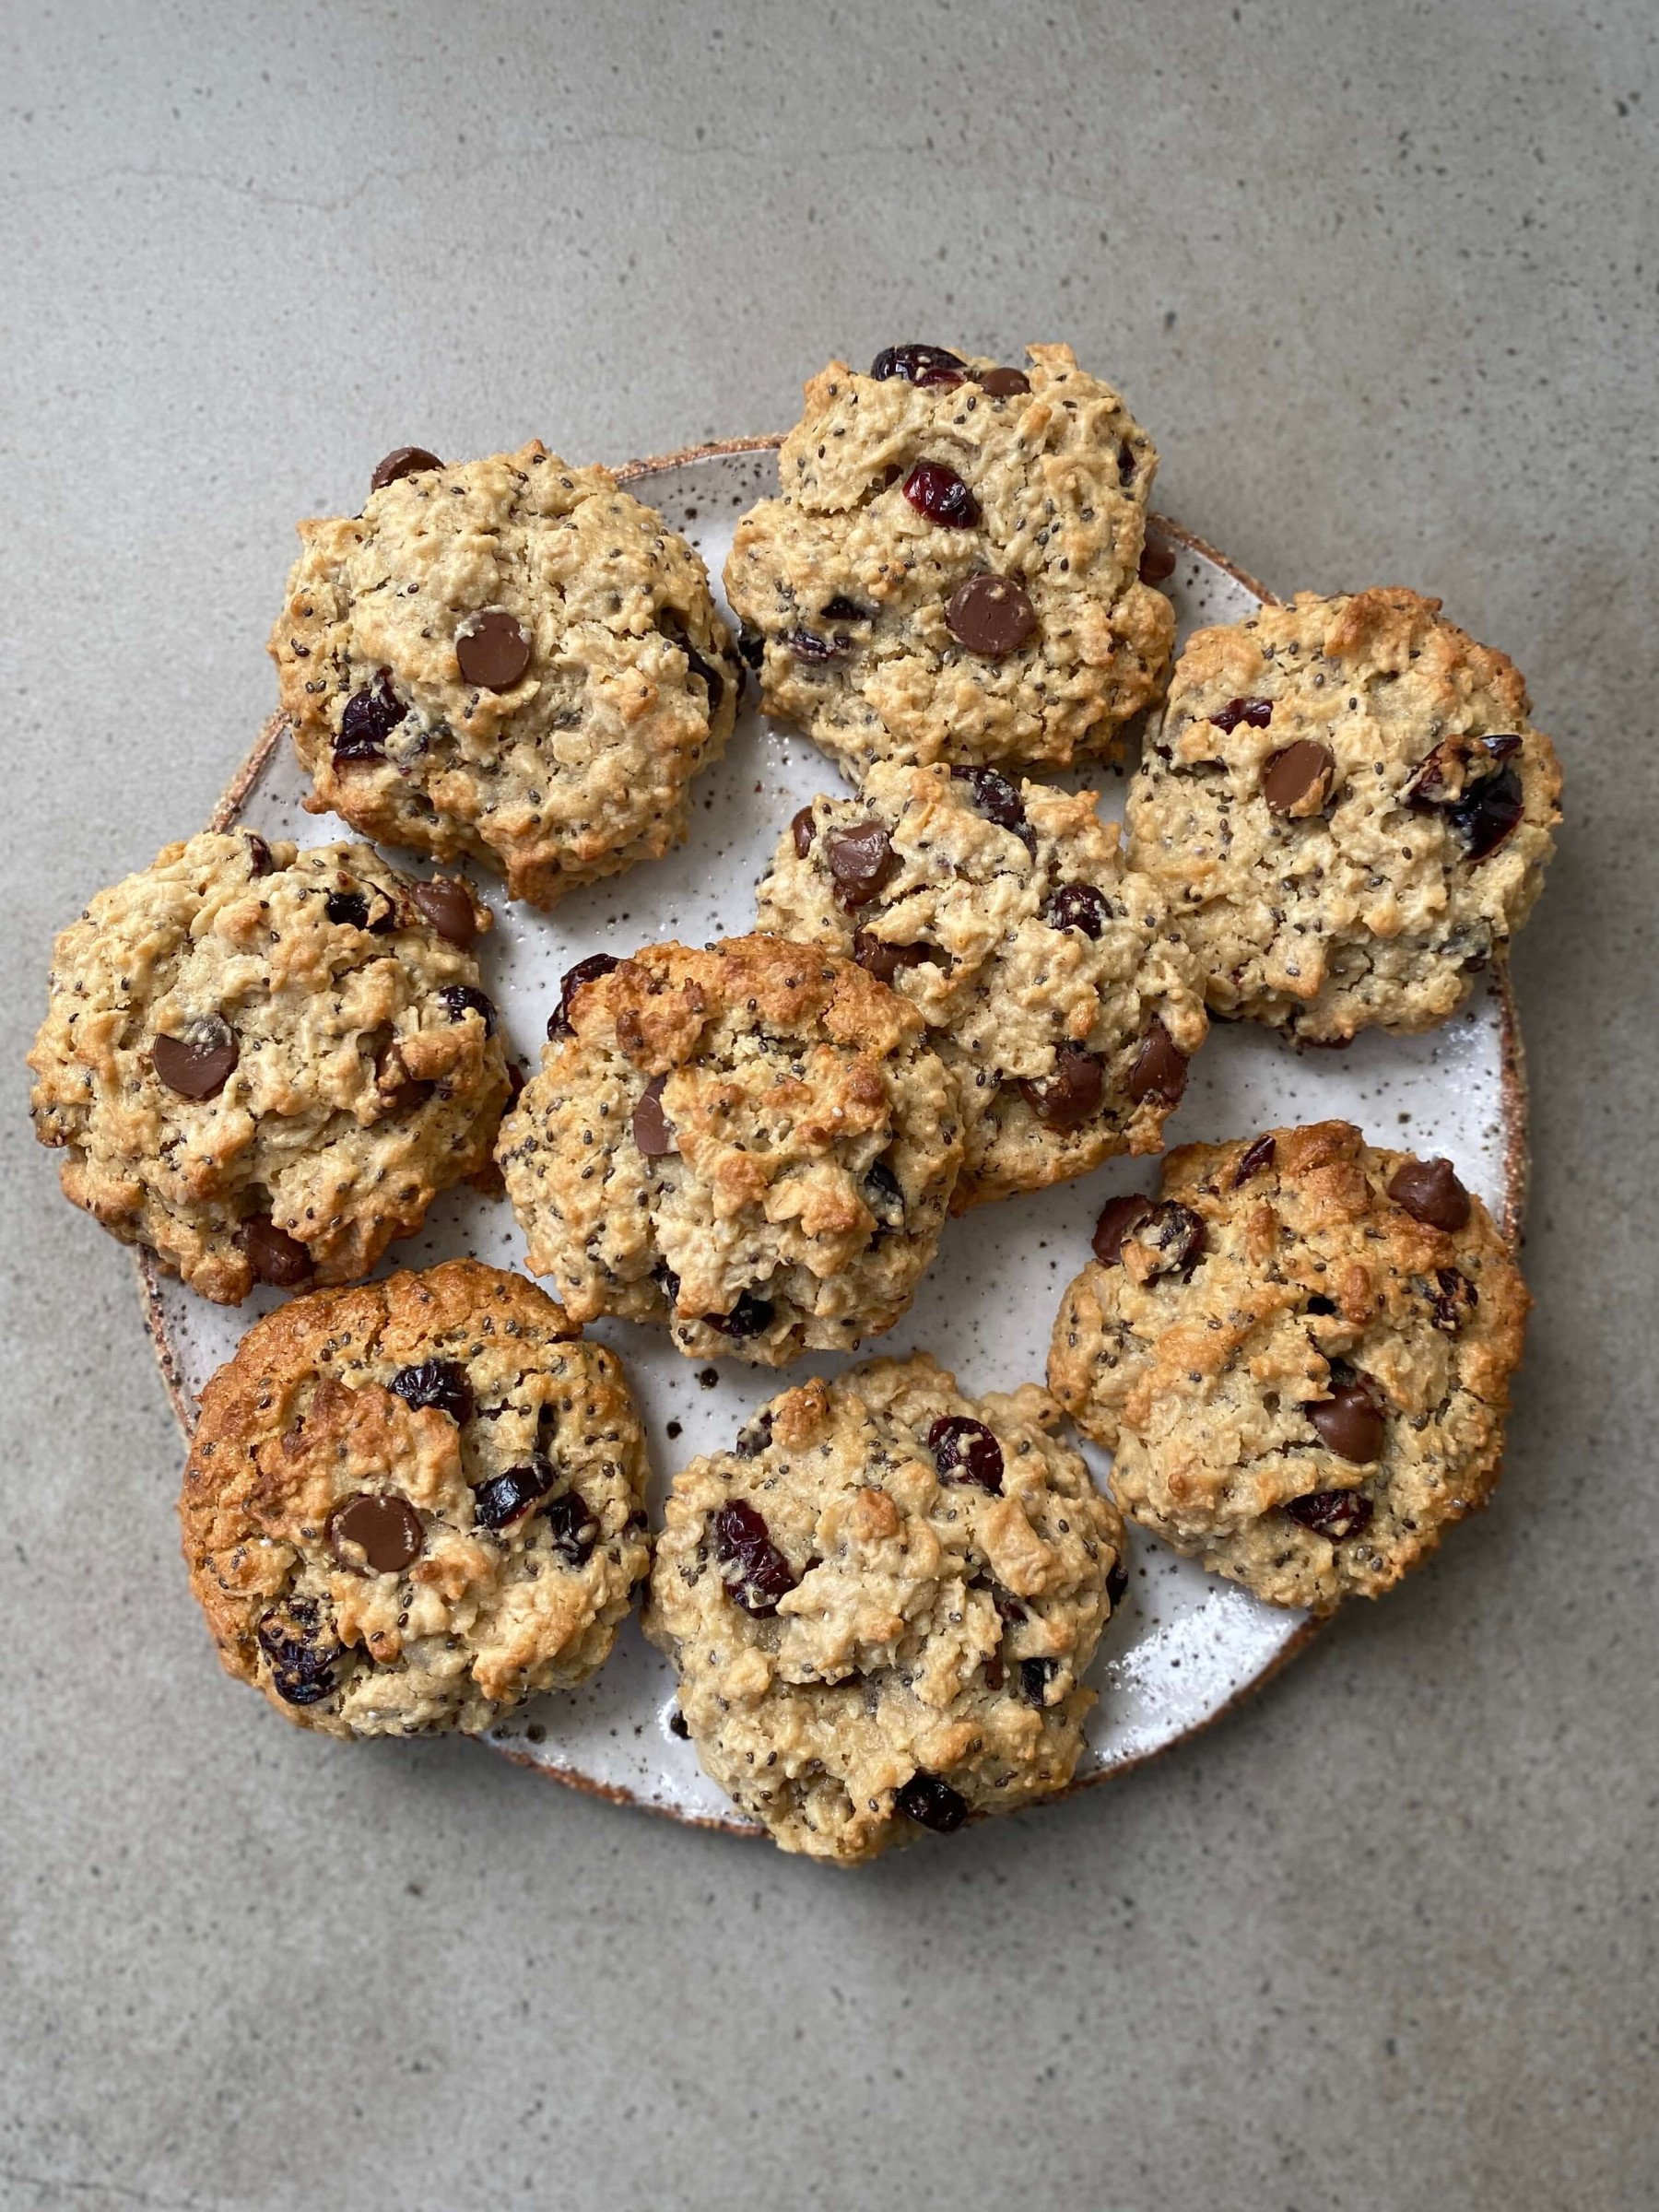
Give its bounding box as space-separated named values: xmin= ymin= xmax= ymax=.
xmin=255 ymin=1597 xmax=342 ymax=1706
xmin=335 ymin=670 xmax=406 ymax=762
xmin=1234 ymin=1133 xmax=1277 ymax=1183
xmin=371 ymin=446 xmax=444 ymax=491
xmin=1019 ymin=1656 xmax=1058 ymax=1705
xmin=949 ymin=764 xmax=1031 ymax=843
xmin=1210 ymin=696 xmax=1274 ymax=735
xmin=862 ymin=1157 xmax=906 ymax=1230
xmin=902 ymin=460 xmax=981 ymax=528
xmin=240 ymin=1216 xmax=312 ymax=1288
xmin=1387 ymin=1157 xmax=1471 ymax=1232
xmin=853 ymin=932 xmax=945 ymax=985
xmin=1106 ymin=1555 xmax=1130 ymax=1608
xmin=1131 ymin=1199 xmax=1207 ymax=1279
xmin=791 ymin=806 xmax=818 ymax=859
xmin=327 ymin=1492 xmax=424 ymax=1575
xmin=668 ymin=1707 xmax=690 ymax=1738
xmin=927 ymin=1415 xmax=1005 ymax=1494
xmin=1308 ymin=1368 xmax=1386 ymax=1464
xmin=1263 ymin=740 xmax=1335 ymax=815
xmin=734 ymin=1408 xmax=775 ymax=1460
xmin=455 ymin=609 xmax=531 ymax=690
xmin=976 ymin=365 xmax=1030 ymax=397
xmin=1043 ymin=883 xmax=1112 ymax=938
xmin=1018 ymin=1045 xmax=1106 ymax=1131
xmin=869 ymin=343 xmax=967 ymax=386
xmin=410 ymin=877 xmax=477 ymax=947
xmin=632 ymin=1074 xmax=677 ymax=1157
xmin=440 ymin=983 xmax=497 ymax=1036
xmin=895 ymin=1771 xmax=968 ymax=1833
xmin=1091 ymin=1192 xmax=1155 ymax=1266
xmin=391 ymin=1359 xmax=475 ymax=1424
xmin=945 ymin=573 xmax=1037 ymax=657
xmin=656 ymin=610 xmax=725 ymax=712
xmin=245 ymin=833 xmax=276 ymax=877
xmin=1430 ymin=1266 xmax=1478 ymax=1334
xmin=1118 ymin=443 xmax=1138 ymax=488
xmin=1127 ymin=1018 xmax=1188 ymax=1105
xmin=736 ymin=625 xmax=766 ymax=670
xmin=712 ymin=1498 xmax=797 ymax=1616
xmin=819 ymin=594 xmax=872 ymax=622
xmin=325 ymin=888 xmax=370 ymax=928
xmin=548 ymin=953 xmax=620 ymax=1038
xmin=825 ymin=820 xmax=900 ymax=909
xmin=473 ymin=1457 xmax=556 ymax=1531
xmin=1138 ymin=535 xmax=1177 ymax=586
xmin=705 ymin=1291 xmax=775 ymax=1340
xmin=151 ymin=1019 xmax=238 ymax=1100
xmin=1284 ymin=1488 xmax=1375 ymax=1542
xmin=543 ymin=1489 xmax=599 ymax=1566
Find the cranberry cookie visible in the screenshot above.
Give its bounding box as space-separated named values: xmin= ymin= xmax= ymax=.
xmin=271 ymin=441 xmax=739 ymax=907
xmin=1124 ymin=589 xmax=1562 ymax=1041
xmin=181 ymin=1262 xmax=651 ymax=1736
xmin=28 ymin=832 xmax=509 ymax=1303
xmin=496 ymin=935 xmax=964 ymax=1366
xmin=724 ymin=344 xmax=1172 ymax=775
xmin=645 ymin=1354 xmax=1124 ymax=1862
xmin=755 ymin=761 xmax=1206 ymax=1206
xmin=1048 ymin=1122 xmax=1527 ymax=1611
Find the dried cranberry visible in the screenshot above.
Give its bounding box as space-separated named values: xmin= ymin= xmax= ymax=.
xmin=928 ymin=1415 xmax=1004 ymax=1494
xmin=862 ymin=1158 xmax=906 ymax=1230
xmin=736 ymin=625 xmax=766 ymax=670
xmin=668 ymin=1707 xmax=690 ymax=1739
xmin=870 ymin=344 xmax=967 ymax=386
xmin=895 ymin=1771 xmax=968 ymax=1833
xmin=784 ymin=628 xmax=843 ymax=664
xmin=547 ymin=953 xmax=620 ymax=1039
xmin=1430 ymin=1267 xmax=1478 ymax=1334
xmin=1284 ymin=1488 xmax=1374 ymax=1542
xmin=1450 ymin=768 xmax=1524 ymax=860
xmin=245 ymin=833 xmax=276 ymax=877
xmin=441 ymin=983 xmax=497 ymax=1036
xmin=543 ymin=1489 xmax=599 ymax=1566
xmin=335 ymin=671 xmax=406 ymax=762
xmin=949 ymin=764 xmax=1031 ymax=843
xmin=819 ymin=594 xmax=872 ymax=622
xmin=656 ymin=611 xmax=725 ymax=712
xmin=1133 ymin=1200 xmax=1206 ymax=1280
xmin=1209 ymin=697 xmax=1274 ymax=735
xmin=1019 ymin=1656 xmax=1057 ymax=1705
xmin=712 ymin=1498 xmax=797 ymax=1616
xmin=1117 ymin=443 xmax=1138 ymax=488
xmin=391 ymin=1359 xmax=475 ymax=1424
xmin=473 ymin=1457 xmax=555 ymax=1531
xmin=705 ymin=1290 xmax=775 ymax=1340
xmin=1234 ymin=1134 xmax=1277 ymax=1183
xmin=902 ymin=460 xmax=981 ymax=529
xmin=1043 ymin=883 xmax=1112 ymax=937
xmin=325 ymin=889 xmax=370 ymax=928
xmin=1106 ymin=1556 xmax=1129 ymax=1608
xmin=256 ymin=1598 xmax=342 ymax=1707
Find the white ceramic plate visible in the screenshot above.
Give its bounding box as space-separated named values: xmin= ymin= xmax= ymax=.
xmin=139 ymin=441 xmax=1526 ymax=1834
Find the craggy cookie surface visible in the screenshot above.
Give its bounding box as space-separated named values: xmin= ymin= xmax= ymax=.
xmin=645 ymin=1354 xmax=1124 ymax=1862
xmin=272 ymin=441 xmax=739 ymax=906
xmin=181 ymin=1262 xmax=651 ymax=1735
xmin=28 ymin=831 xmax=509 ymax=1303
xmin=755 ymin=761 xmax=1206 ymax=1206
xmin=497 ymin=936 xmax=964 ymax=1365
xmin=724 ymin=344 xmax=1172 ymax=775
xmin=1124 ymin=589 xmax=1561 ymax=1041
xmin=1048 ymin=1122 xmax=1527 ymax=1610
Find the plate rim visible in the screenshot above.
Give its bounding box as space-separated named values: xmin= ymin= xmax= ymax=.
xmin=134 ymin=435 xmax=1531 ymax=1835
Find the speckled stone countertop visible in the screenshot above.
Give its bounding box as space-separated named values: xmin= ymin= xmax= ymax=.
xmin=3 ymin=5 xmax=1655 ymax=2207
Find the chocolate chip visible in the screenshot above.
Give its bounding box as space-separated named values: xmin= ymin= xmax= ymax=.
xmin=325 ymin=888 xmax=370 ymax=928
xmin=976 ymin=365 xmax=1030 ymax=397
xmin=1127 ymin=1018 xmax=1188 ymax=1105
xmin=473 ymin=1457 xmax=556 ymax=1531
xmin=853 ymin=932 xmax=944 ymax=985
xmin=1234 ymin=1134 xmax=1277 ymax=1184
xmin=410 ymin=877 xmax=477 ymax=947
xmin=819 ymin=594 xmax=872 ymax=622
xmin=1118 ymin=443 xmax=1138 ymax=488
xmin=712 ymin=1497 xmax=797 ymax=1615
xmin=656 ymin=610 xmax=726 ymax=712
xmin=975 ymin=1575 xmax=1026 ymax=1625
xmin=1387 ymin=1157 xmax=1471 ymax=1232
xmin=327 ymin=1492 xmax=424 ymax=1575
xmin=1263 ymin=739 xmax=1335 ymax=815
xmin=1308 ymin=1368 xmax=1386 ymax=1464
xmin=791 ymin=806 xmax=818 ymax=859
xmin=946 ymin=573 xmax=1037 ymax=657
xmin=335 ymin=670 xmax=406 ymax=762
xmin=1106 ymin=1555 xmax=1130 ymax=1608
xmin=1138 ymin=535 xmax=1177 ymax=586
xmin=1092 ymin=1192 xmax=1155 ymax=1266
xmin=455 ymin=609 xmax=531 ymax=690
xmin=870 ymin=344 xmax=967 ymax=386
xmin=736 ymin=625 xmax=766 ymax=670
xmin=632 ymin=1074 xmax=677 ymax=1157
xmin=240 ymin=1216 xmax=312 ymax=1288
xmin=1131 ymin=1199 xmax=1206 ymax=1279
xmin=1043 ymin=883 xmax=1112 ymax=937
xmin=927 ymin=1415 xmax=1005 ymax=1494
xmin=256 ymin=1597 xmax=341 ymax=1706
xmin=734 ymin=1408 xmax=774 ymax=1460
xmin=440 ymin=983 xmax=497 ymax=1036
xmin=825 ymin=820 xmax=900 ymax=909
xmin=1430 ymin=1266 xmax=1478 ymax=1334
xmin=895 ymin=1771 xmax=968 ymax=1833
xmin=861 ymin=1159 xmax=907 ymax=1232
xmin=391 ymin=1359 xmax=474 ymax=1424
xmin=151 ymin=1019 xmax=238 ymax=1100
xmin=1284 ymin=1488 xmax=1375 ymax=1542
xmin=901 ymin=460 xmax=981 ymax=528
xmin=371 ymin=446 xmax=443 ymax=491
xmin=1019 ymin=1656 xmax=1058 ymax=1705
xmin=543 ymin=1489 xmax=599 ymax=1566
xmin=949 ymin=764 xmax=1031 ymax=843
xmin=668 ymin=1707 xmax=690 ymax=1738
xmin=783 ymin=628 xmax=844 ymax=664
xmin=1305 ymin=1294 xmax=1337 ymax=1316
xmin=1210 ymin=696 xmax=1274 ymax=735
xmin=705 ymin=1291 xmax=775 ymax=1340
xmin=245 ymin=833 xmax=276 ymax=877
xmin=1018 ymin=1045 xmax=1106 ymax=1131
xmin=547 ymin=953 xmax=620 ymax=1038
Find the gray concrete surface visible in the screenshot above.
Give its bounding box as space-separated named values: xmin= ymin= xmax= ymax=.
xmin=4 ymin=4 xmax=1655 ymax=2206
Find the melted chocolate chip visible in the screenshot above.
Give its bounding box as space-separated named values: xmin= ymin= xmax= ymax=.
xmin=853 ymin=932 xmax=945 ymax=984
xmin=1263 ymin=740 xmax=1335 ymax=815
xmin=371 ymin=446 xmax=443 ymax=491
xmin=548 ymin=953 xmax=620 ymax=1038
xmin=902 ymin=460 xmax=981 ymax=528
xmin=240 ymin=1216 xmax=312 ymax=1288
xmin=895 ymin=1771 xmax=968 ymax=1833
xmin=976 ymin=364 xmax=1030 ymax=397
xmin=632 ymin=1074 xmax=677 ymax=1157
xmin=1138 ymin=535 xmax=1177 ymax=586
xmin=705 ymin=1291 xmax=775 ymax=1340
xmin=474 ymin=1457 xmax=555 ymax=1531
xmin=712 ymin=1498 xmax=797 ymax=1615
xmin=1043 ymin=883 xmax=1112 ymax=938
xmin=1210 ymin=696 xmax=1274 ymax=735
xmin=151 ymin=1019 xmax=238 ymax=1100
xmin=927 ymin=1415 xmax=1005 ymax=1494
xmin=335 ymin=671 xmax=406 ymax=762
xmin=791 ymin=807 xmax=817 ymax=859
xmin=440 ymin=983 xmax=497 ymax=1036
xmin=1308 ymin=1368 xmax=1386 ymax=1463
xmin=455 ymin=609 xmax=531 ymax=691
xmin=327 ymin=1492 xmax=424 ymax=1575
xmin=1387 ymin=1157 xmax=1471 ymax=1232
xmin=1019 ymin=1656 xmax=1058 ymax=1705
xmin=825 ymin=820 xmax=900 ymax=909
xmin=325 ymin=888 xmax=370 ymax=928
xmin=1451 ymin=768 xmax=1524 ymax=860
xmin=410 ymin=877 xmax=477 ymax=947
xmin=1018 ymin=1046 xmax=1106 ymax=1131
xmin=946 ymin=573 xmax=1037 ymax=657
xmin=1091 ymin=1192 xmax=1155 ymax=1266
xmin=1127 ymin=1019 xmax=1188 ymax=1106
xmin=543 ymin=1489 xmax=599 ymax=1566
xmin=1284 ymin=1488 xmax=1375 ymax=1543
xmin=256 ymin=1598 xmax=342 ymax=1706
xmin=391 ymin=1359 xmax=475 ymax=1425
xmin=870 ymin=343 xmax=967 ymax=386
xmin=863 ymin=1157 xmax=906 ymax=1230
xmin=1235 ymin=1134 xmax=1277 ymax=1183
xmin=1131 ymin=1200 xmax=1206 ymax=1280
xmin=949 ymin=764 xmax=1031 ymax=843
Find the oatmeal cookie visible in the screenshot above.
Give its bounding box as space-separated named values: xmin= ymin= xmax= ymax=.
xmin=496 ymin=935 xmax=963 ymax=1366
xmin=755 ymin=761 xmax=1206 ymax=1206
xmin=181 ymin=1261 xmax=651 ymax=1736
xmin=1048 ymin=1122 xmax=1527 ymax=1610
xmin=1124 ymin=589 xmax=1561 ymax=1041
xmin=724 ymin=344 xmax=1172 ymax=775
xmin=271 ymin=441 xmax=740 ymax=907
xmin=28 ymin=831 xmax=510 ymax=1303
xmin=645 ymin=1353 xmax=1124 ymax=1861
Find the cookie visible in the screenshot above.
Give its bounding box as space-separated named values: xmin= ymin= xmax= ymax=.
xmin=28 ymin=831 xmax=510 ymax=1303
xmin=271 ymin=441 xmax=740 ymax=907
xmin=644 ymin=1353 xmax=1124 ymax=1862
xmin=1047 ymin=1122 xmax=1528 ymax=1610
xmin=1124 ymin=589 xmax=1562 ymax=1041
xmin=724 ymin=344 xmax=1172 ymax=776
xmin=755 ymin=761 xmax=1207 ymax=1206
xmin=496 ymin=935 xmax=964 ymax=1366
xmin=180 ymin=1261 xmax=652 ymax=1736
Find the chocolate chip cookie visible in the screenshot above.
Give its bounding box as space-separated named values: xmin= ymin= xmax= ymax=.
xmin=755 ymin=761 xmax=1207 ymax=1206
xmin=29 ymin=832 xmax=510 ymax=1303
xmin=271 ymin=441 xmax=740 ymax=907
xmin=644 ymin=1353 xmax=1124 ymax=1861
xmin=1124 ymin=589 xmax=1562 ymax=1041
xmin=724 ymin=344 xmax=1172 ymax=775
xmin=496 ymin=935 xmax=964 ymax=1365
xmin=181 ymin=1261 xmax=651 ymax=1735
xmin=1048 ymin=1122 xmax=1527 ymax=1611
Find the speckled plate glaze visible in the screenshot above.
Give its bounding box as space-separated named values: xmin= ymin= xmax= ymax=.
xmin=139 ymin=440 xmax=1526 ymax=1836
